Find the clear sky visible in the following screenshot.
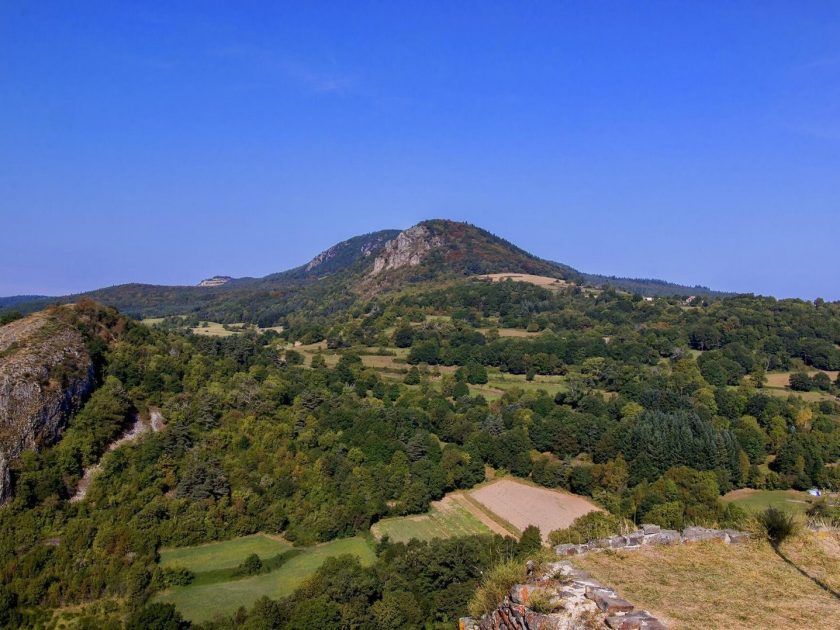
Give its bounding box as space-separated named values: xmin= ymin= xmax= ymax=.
xmin=1 ymin=2 xmax=838 ymax=299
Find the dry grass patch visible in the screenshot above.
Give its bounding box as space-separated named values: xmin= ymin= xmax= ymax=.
xmin=474 ymin=273 xmax=569 ymax=290
xmin=781 ymin=530 xmax=840 ymax=594
xmin=575 ymin=536 xmax=840 ymax=630
xmin=765 ymin=370 xmax=838 ymax=388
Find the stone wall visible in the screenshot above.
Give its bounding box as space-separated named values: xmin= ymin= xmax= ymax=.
xmin=553 ymin=524 xmax=749 ymax=557
xmin=461 ymin=525 xmax=749 ymax=630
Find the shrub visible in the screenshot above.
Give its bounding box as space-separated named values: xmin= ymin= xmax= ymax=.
xmin=518 ymin=525 xmax=543 ymax=556
xmin=403 ymin=366 xmax=421 ymax=385
xmin=806 ymin=499 xmax=840 ymax=527
xmin=468 ymin=558 xmax=525 ymax=618
xmin=789 ymin=372 xmax=813 ymax=392
xmin=758 ymin=507 xmax=799 ymax=546
xmin=644 ymin=501 xmax=685 ymax=530
xmin=548 ymin=511 xmax=627 ymax=546
xmin=527 ymin=589 xmax=558 ymax=614
xmin=238 ymin=553 xmax=263 ymax=576
xmin=125 ymin=603 xmax=188 ymax=630
xmin=162 ymin=567 xmax=195 ymax=587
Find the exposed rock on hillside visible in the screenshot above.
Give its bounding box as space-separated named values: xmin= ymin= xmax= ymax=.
xmin=0 ymin=310 xmax=96 ymax=503
xmin=371 ymin=224 xmax=444 ymax=275
xmin=299 ymin=230 xmax=400 ymax=275
xmin=198 ymin=276 xmax=232 ymax=287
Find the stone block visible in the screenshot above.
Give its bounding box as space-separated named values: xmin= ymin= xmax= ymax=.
xmin=523 ymin=610 xmax=566 ymax=629
xmin=724 ymin=529 xmax=750 ymax=544
xmin=585 ymin=585 xmax=614 ymax=600
xmin=682 ymin=527 xmax=727 ymax=543
xmin=650 ymin=529 xmax=681 ymax=545
xmin=641 ymin=524 xmax=660 ymax=534
xmin=625 ymin=531 xmax=644 ymax=546
xmin=592 ymin=591 xmax=635 ymax=614
xmin=606 ymin=612 xmax=668 ymax=629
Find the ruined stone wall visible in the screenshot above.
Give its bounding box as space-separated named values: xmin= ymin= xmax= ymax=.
xmin=461 ymin=525 xmax=749 ymax=630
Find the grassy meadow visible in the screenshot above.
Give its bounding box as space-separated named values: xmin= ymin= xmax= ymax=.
xmin=721 ymin=489 xmax=812 ymax=515
xmin=156 ymin=536 xmax=375 ymax=623
xmin=159 ymin=533 xmax=291 ymax=573
xmin=371 ymin=497 xmax=492 ymax=543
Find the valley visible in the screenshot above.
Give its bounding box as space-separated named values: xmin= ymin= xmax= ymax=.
xmin=0 ymin=222 xmax=838 ymax=629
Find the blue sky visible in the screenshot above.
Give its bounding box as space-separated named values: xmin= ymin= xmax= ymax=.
xmin=1 ymin=2 xmax=838 ymax=299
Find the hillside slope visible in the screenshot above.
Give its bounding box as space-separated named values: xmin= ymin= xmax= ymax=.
xmin=0 ymin=302 xmax=126 ymax=503
xmin=0 ymin=220 xmax=728 ymax=323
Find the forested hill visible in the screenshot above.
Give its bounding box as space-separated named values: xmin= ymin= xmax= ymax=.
xmin=2 ymin=220 xmax=729 ymax=323
xmin=580 ymin=273 xmax=729 ymax=298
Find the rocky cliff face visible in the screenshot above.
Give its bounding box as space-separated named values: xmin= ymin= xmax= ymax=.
xmin=371 ymin=225 xmax=444 ymax=275
xmin=0 ymin=310 xmax=95 ymax=503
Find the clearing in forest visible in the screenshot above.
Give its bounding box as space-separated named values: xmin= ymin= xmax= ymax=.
xmin=159 ymin=533 xmax=291 ymax=573
xmin=156 ymin=536 xmax=375 ymax=623
xmin=474 ymin=273 xmax=568 ymax=290
xmin=469 ymin=478 xmax=601 ymax=543
xmin=764 ymin=370 xmax=839 ymax=388
xmin=721 ymin=489 xmax=812 ymax=515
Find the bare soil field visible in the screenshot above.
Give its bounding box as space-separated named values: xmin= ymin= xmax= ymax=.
xmin=469 ymin=478 xmax=601 ymax=543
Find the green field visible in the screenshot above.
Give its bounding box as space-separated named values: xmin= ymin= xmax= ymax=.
xmin=156 ymin=536 xmax=375 ymax=623
xmin=159 ymin=534 xmax=291 ymax=573
xmin=722 ymin=489 xmax=812 ymax=515
xmin=371 ymin=499 xmax=492 ymax=543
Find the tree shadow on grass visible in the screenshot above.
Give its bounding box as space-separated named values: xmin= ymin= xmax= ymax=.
xmin=772 ymin=544 xmax=840 ymax=601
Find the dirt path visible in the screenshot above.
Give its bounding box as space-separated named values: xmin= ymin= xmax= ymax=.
xmin=70 ymin=408 xmax=164 ymax=502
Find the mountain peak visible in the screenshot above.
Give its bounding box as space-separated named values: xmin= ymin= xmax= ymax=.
xmin=368 ymin=219 xmax=577 ymax=281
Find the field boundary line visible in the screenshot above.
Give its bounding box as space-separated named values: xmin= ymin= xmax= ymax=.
xmin=456 ymin=492 xmax=521 ymax=538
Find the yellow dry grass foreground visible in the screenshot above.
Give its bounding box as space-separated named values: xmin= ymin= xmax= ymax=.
xmin=574 ymin=531 xmax=840 ymax=630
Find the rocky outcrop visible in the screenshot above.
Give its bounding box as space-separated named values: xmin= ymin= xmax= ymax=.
xmin=198 ymin=276 xmax=232 ymax=287
xmin=0 ymin=311 xmax=95 ymax=503
xmin=371 ymin=225 xmax=444 ymax=275
xmin=461 ymin=560 xmax=664 ymax=630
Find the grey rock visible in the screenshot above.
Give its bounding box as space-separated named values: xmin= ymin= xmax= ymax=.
xmin=682 ymin=527 xmax=727 ymax=543
xmin=648 ymin=529 xmax=681 ymax=545
xmin=625 ymin=531 xmax=645 ymax=546
xmin=606 ymin=612 xmax=668 ymax=629
xmin=724 ymin=529 xmax=750 ymax=544
xmin=0 ymin=311 xmax=96 ymax=503
xmin=371 ymin=225 xmax=444 ymax=274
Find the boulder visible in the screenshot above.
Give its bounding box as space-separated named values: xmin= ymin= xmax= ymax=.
xmin=724 ymin=529 xmax=750 ymax=544
xmin=682 ymin=527 xmax=727 ymax=543
xmin=606 ymin=611 xmax=668 ymax=629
